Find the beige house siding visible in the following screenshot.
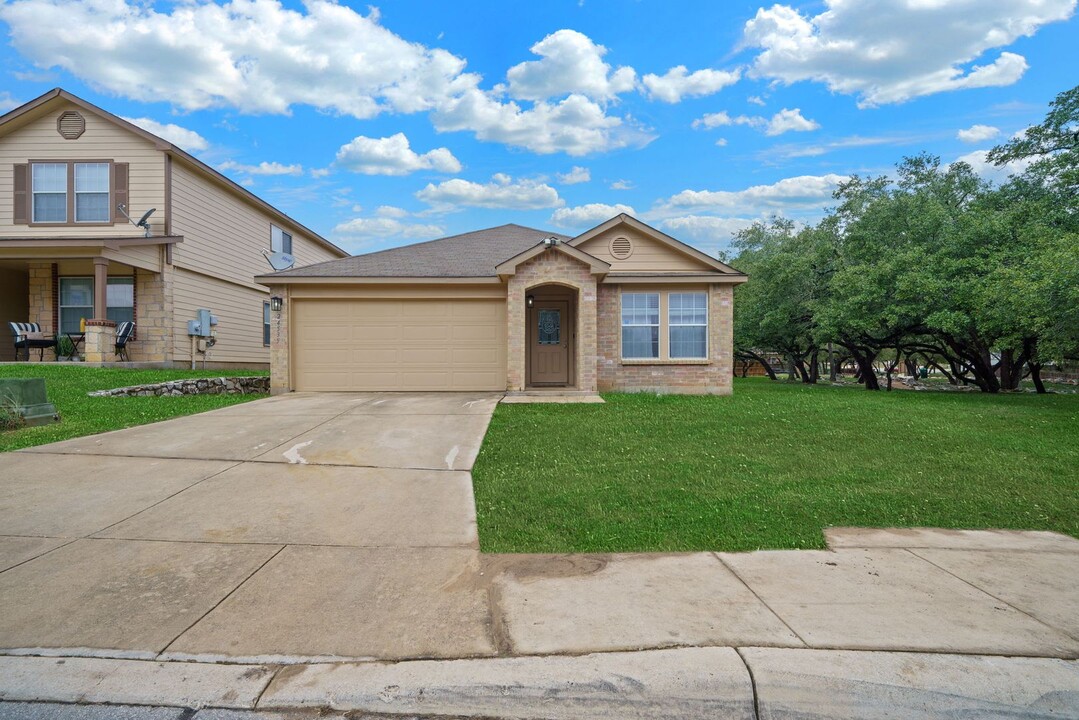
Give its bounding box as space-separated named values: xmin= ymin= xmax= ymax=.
xmin=0 ymin=101 xmax=166 ymax=237
xmin=168 ymin=159 xmax=342 ymax=366
xmin=596 ymin=283 xmax=734 ymax=394
xmin=576 ymin=226 xmax=709 ymax=272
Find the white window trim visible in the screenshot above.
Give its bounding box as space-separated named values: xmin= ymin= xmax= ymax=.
xmin=620 ymin=292 xmax=660 ymax=360
xmin=74 ymin=162 xmax=111 ymax=223
xmin=619 ymin=289 xmax=712 ymax=363
xmin=271 ymin=225 xmax=293 ymax=254
xmin=31 ymin=162 xmax=68 ymax=224
xmin=668 ymin=292 xmax=709 ymax=359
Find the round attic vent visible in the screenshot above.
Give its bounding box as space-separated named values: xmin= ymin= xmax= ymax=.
xmin=57 ymin=111 xmax=86 ymax=140
xmin=609 ymin=235 xmax=633 ymax=260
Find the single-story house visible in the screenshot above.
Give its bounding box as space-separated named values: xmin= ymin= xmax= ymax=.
xmin=258 ymin=215 xmax=747 ymax=394
xmin=0 ymin=88 xmax=347 ymax=365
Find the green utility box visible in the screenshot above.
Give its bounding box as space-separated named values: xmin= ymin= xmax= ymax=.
xmin=0 ymin=378 xmax=59 ymax=427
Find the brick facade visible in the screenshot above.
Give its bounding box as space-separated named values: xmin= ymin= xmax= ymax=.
xmin=130 ymin=266 xmax=172 ymax=362
xmin=267 ymin=284 xmax=290 ymax=395
xmin=506 ymin=249 xmax=598 ymax=392
xmin=596 ymin=283 xmax=734 ymax=395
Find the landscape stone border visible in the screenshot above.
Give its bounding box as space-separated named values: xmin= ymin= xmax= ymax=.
xmin=88 ymin=377 xmax=269 ymax=398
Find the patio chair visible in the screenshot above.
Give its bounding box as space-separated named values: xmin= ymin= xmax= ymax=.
xmin=115 ymin=321 xmax=135 ymax=362
xmin=8 ymin=322 xmax=57 ymax=361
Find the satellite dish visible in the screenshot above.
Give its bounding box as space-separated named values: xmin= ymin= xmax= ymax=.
xmin=116 ymin=204 xmax=157 ymax=237
xmin=264 ymin=251 xmax=296 ymax=271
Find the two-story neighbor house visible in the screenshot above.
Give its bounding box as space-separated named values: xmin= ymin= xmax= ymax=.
xmin=0 ymin=88 xmax=347 ymax=365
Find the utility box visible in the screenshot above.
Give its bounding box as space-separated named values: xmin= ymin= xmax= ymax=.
xmin=0 ymin=378 xmax=59 ymax=427
xmin=187 ymin=309 xmax=219 ymax=337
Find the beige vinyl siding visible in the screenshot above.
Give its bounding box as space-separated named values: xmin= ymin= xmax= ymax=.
xmin=0 ymin=101 xmax=166 ymax=237
xmin=169 ymin=160 xmax=339 ymax=290
xmin=291 ymin=297 xmax=507 ymax=391
xmin=170 ymin=267 xmax=270 ymax=364
xmin=577 ymin=226 xmax=710 ymax=272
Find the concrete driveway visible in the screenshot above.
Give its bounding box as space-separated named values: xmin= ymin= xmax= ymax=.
xmin=0 ymin=392 xmax=502 ymax=661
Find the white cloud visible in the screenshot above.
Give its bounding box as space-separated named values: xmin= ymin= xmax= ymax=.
xmin=120 ymin=116 xmax=209 ymax=151
xmin=715 ymin=138 xmax=729 ymax=147
xmin=953 ymin=148 xmax=1032 ymax=182
xmin=660 ymin=216 xmax=756 ymax=249
xmin=0 ymin=92 xmax=22 ymax=113
xmin=0 ymin=1 xmax=647 ymax=156
xmin=747 ymin=95 xmax=766 ymax=106
xmin=416 ymin=174 xmax=564 ymax=210
xmin=692 ymin=108 xmax=817 ymax=135
xmin=557 ymin=166 xmax=591 ymax=184
xmin=432 ymin=90 xmax=653 ymax=156
xmin=957 ymin=124 xmax=1001 ymax=143
xmin=375 ymin=205 xmax=409 ymax=218
xmin=333 ymin=216 xmax=444 ymax=244
xmin=334 ymin=133 xmax=461 ymax=176
xmin=218 ymin=160 xmax=303 ymax=176
xmin=610 ymin=179 xmax=634 ymax=190
xmin=641 ymin=65 xmax=740 ymax=103
xmin=764 ymin=108 xmax=820 ymax=136
xmin=550 ymin=203 xmax=635 ymax=229
xmin=741 ymin=0 xmax=1074 ymax=106
xmin=505 ymin=29 xmax=636 ymax=101
xmin=656 ymin=173 xmax=847 ymax=215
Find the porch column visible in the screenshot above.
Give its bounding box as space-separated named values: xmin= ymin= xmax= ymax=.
xmin=92 ymin=257 xmax=109 ymax=320
xmin=85 ymin=257 xmax=116 ymax=363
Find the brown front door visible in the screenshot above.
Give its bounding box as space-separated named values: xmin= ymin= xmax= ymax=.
xmin=529 ymin=300 xmax=570 ymax=385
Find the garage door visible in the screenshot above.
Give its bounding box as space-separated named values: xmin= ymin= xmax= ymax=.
xmin=291 ymin=298 xmax=506 ymax=391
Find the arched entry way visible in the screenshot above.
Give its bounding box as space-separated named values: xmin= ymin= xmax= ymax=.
xmin=525 ymin=283 xmax=578 ymax=387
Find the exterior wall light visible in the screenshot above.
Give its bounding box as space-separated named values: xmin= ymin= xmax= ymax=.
xmin=270 ymin=296 xmax=283 ymax=312
xmin=526 ymin=295 xmax=535 ymax=308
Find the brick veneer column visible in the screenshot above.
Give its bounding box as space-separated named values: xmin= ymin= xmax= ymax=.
xmin=84 ymin=319 xmax=117 ymax=363
xmin=505 ymin=249 xmax=598 ymax=392
xmin=132 ymin=268 xmax=171 ymax=361
xmin=27 ymin=262 xmax=55 ymax=361
xmin=267 ymin=285 xmax=290 ymax=395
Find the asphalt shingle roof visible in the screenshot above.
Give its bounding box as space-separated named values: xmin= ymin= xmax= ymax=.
xmin=266 ymin=224 xmax=570 ymax=278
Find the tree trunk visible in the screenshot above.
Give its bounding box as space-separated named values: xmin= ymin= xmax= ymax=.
xmin=739 ymin=350 xmax=778 ymax=381
xmin=846 ymin=345 xmax=880 ymax=391
xmin=808 ymin=349 xmax=820 ymax=384
xmin=904 ymin=358 xmax=918 ymax=377
xmin=1029 ymin=363 xmax=1047 ymax=394
xmin=793 ymin=356 xmax=811 ymax=383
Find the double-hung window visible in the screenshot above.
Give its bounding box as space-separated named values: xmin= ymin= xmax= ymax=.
xmin=32 ymin=163 xmax=67 ymax=223
xmin=621 ymin=293 xmax=660 ymax=359
xmin=74 ymin=163 xmax=110 ymax=222
xmin=669 ymin=292 xmax=708 ymax=358
xmin=31 ymin=162 xmax=111 ymax=223
xmin=271 ymin=225 xmax=293 ymax=254
xmin=106 ymin=277 xmax=134 ymax=325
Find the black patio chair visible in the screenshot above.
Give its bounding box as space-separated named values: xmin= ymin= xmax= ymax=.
xmin=8 ymin=322 xmax=57 ymax=361
xmin=115 ymin=321 xmax=135 ymax=362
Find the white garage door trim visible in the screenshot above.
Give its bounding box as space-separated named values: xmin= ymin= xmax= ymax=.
xmin=292 ymin=297 xmax=506 ymax=391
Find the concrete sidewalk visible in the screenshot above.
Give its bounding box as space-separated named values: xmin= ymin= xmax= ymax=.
xmin=1 ymin=392 xmax=1078 ymax=715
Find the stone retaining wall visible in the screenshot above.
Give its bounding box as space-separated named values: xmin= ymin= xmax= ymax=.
xmin=88 ymin=376 xmax=269 ymax=397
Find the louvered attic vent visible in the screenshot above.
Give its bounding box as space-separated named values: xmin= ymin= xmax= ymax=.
xmin=57 ymin=111 xmax=86 ymax=139
xmin=609 ymin=235 xmax=633 ymax=259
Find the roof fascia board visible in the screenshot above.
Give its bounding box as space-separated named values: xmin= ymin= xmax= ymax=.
xmin=603 ymin=273 xmax=748 ymax=284
xmin=255 ymin=275 xmax=504 ymax=286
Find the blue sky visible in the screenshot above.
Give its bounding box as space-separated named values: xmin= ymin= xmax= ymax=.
xmin=1 ymin=0 xmax=1075 ymax=256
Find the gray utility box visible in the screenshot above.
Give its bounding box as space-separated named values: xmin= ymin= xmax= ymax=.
xmin=187 ymin=309 xmax=219 ymax=337
xmin=0 ymin=377 xmax=59 ymax=427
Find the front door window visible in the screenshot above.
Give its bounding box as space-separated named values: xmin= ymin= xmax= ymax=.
xmin=538 ymin=308 xmax=560 ymax=345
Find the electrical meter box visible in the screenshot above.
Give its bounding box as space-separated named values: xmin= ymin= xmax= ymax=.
xmin=187 ymin=309 xmax=219 ymax=337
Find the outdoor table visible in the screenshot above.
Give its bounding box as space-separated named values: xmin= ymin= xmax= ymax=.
xmin=66 ymin=332 xmax=86 ymax=359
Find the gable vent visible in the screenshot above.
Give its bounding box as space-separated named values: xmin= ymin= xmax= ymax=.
xmin=57 ymin=111 xmax=86 ymax=140
xmin=609 ymin=236 xmax=633 ymax=260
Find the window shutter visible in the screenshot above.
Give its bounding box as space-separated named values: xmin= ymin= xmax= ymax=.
xmin=13 ymin=163 xmax=28 ymax=224
xmin=113 ymin=162 xmax=129 ymax=223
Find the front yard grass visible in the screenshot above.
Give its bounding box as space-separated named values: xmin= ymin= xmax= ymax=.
xmin=472 ymin=379 xmax=1079 ymax=553
xmin=0 ymin=364 xmax=268 ymax=452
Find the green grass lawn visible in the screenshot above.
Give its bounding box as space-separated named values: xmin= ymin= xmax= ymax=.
xmin=0 ymin=364 xmax=268 ymax=452
xmin=473 ymin=378 xmax=1079 ymax=553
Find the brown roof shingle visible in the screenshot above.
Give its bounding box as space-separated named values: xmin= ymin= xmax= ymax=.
xmin=263 ymin=224 xmax=569 ymax=278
